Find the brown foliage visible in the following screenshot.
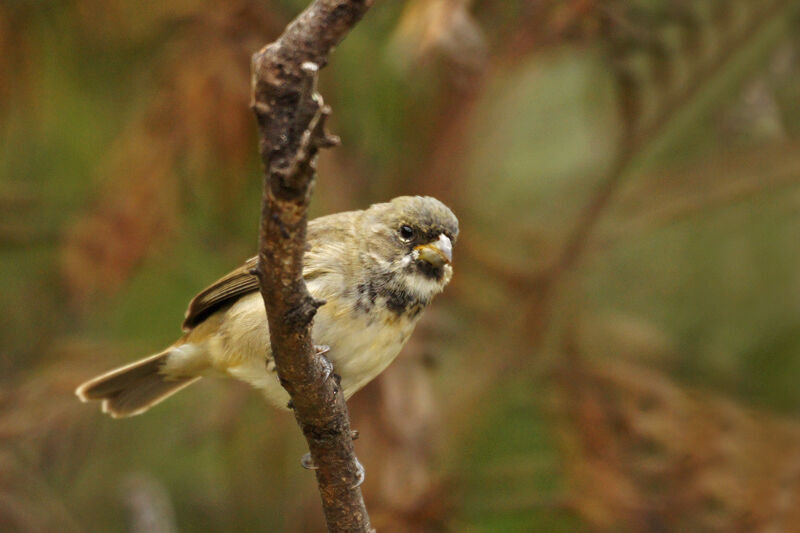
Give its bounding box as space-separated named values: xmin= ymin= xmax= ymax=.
xmin=5 ymin=0 xmax=798 ymax=530
xmin=350 ymin=314 xmax=451 ymax=533
xmin=558 ymin=356 xmax=800 ymax=532
xmin=60 ymin=2 xmax=284 ymax=307
xmin=0 ymin=342 xmax=104 ymax=532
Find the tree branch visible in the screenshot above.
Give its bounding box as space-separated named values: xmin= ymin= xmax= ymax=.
xmin=249 ymin=1 xmax=373 ymax=531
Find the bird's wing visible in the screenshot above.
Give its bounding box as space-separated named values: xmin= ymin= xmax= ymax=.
xmin=182 ymin=256 xmax=261 ymax=330
xmin=182 ymin=212 xmax=358 ymax=331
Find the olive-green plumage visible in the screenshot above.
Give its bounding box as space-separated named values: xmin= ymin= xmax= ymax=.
xmin=76 ymin=196 xmax=458 ymax=417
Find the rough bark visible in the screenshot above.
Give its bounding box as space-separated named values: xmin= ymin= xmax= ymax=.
xmin=249 ymin=1 xmax=374 ymax=531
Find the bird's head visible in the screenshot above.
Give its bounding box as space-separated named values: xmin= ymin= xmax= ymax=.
xmin=362 ymin=196 xmax=458 ymax=303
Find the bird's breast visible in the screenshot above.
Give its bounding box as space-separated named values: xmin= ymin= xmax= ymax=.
xmin=311 ymin=281 xmax=421 ymax=398
xmin=201 ymin=275 xmax=426 ymax=403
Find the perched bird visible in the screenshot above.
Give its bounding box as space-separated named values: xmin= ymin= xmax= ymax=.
xmin=76 ymin=196 xmax=458 ymax=418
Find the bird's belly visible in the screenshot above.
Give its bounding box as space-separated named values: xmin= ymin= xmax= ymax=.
xmin=207 ymin=289 xmax=419 ymax=406
xmin=313 ymin=302 xmax=416 ymax=398
xmin=202 ymin=293 xmax=286 ymax=407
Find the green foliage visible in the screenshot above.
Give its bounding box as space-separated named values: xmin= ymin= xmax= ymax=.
xmin=3 ymin=0 xmax=800 ymax=531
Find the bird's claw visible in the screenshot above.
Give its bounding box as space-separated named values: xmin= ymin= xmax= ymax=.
xmin=314 ymin=345 xmax=334 ymax=381
xmin=314 ymin=344 xmax=331 ymax=356
xmin=300 ymin=453 xmax=365 ymax=489
xmin=301 ymin=346 xmax=362 ymax=484
xmin=300 ymin=452 xmax=318 ymax=470
xmin=350 ymin=457 xmax=365 ymax=489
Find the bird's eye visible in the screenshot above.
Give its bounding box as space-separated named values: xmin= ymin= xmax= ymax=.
xmin=399 ymin=225 xmax=415 ymax=241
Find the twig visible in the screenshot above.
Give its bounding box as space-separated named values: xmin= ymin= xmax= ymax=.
xmin=552 ymin=0 xmax=790 ymax=278
xmin=249 ymin=1 xmax=373 ymax=531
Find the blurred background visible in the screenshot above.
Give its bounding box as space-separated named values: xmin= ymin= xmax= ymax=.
xmin=3 ymin=0 xmax=800 ymax=531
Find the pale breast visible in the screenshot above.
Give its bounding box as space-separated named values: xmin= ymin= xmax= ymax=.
xmin=202 ymin=279 xmax=422 ymax=407
xmin=311 ymin=291 xmax=419 ymax=398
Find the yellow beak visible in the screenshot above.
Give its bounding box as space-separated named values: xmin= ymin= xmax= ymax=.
xmin=414 ymin=234 xmax=452 ymax=268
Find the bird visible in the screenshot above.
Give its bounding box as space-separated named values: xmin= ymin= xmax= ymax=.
xmin=76 ymin=196 xmax=458 ymax=418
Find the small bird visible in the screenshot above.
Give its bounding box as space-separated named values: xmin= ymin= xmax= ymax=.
xmin=76 ymin=196 xmax=458 ymax=417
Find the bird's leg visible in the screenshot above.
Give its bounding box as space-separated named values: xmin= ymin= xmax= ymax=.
xmin=314 ymin=344 xmax=334 ymax=381
xmin=300 ymin=452 xmax=318 ymax=470
xmin=350 ymin=456 xmax=365 ymax=489
xmin=300 ymin=453 xmax=366 ymax=489
xmin=298 ymin=346 xmax=362 ymax=479
xmin=286 ymin=346 xmax=333 ymax=409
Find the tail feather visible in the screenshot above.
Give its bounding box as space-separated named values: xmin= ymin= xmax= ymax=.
xmin=76 ymin=349 xmax=200 ymax=418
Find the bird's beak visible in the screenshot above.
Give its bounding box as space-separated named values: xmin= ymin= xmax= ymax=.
xmin=414 ymin=234 xmax=452 ymax=268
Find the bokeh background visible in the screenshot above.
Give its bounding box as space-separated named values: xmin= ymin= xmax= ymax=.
xmin=3 ymin=0 xmax=800 ymax=531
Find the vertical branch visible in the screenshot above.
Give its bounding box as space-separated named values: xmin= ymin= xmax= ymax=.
xmin=249 ymin=1 xmax=373 ymax=531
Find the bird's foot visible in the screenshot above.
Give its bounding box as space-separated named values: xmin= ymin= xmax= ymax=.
xmin=300 ymin=452 xmax=318 ymax=470
xmin=300 ymin=453 xmax=365 ymax=488
xmin=315 ymin=344 xmax=331 ymax=356
xmin=350 ymin=456 xmax=366 ymax=488
xmin=314 ymin=345 xmax=334 ymax=381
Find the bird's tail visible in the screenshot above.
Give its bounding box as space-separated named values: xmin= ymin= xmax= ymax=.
xmin=76 ymin=348 xmax=201 ymax=418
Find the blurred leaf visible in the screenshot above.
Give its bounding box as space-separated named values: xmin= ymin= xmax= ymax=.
xmin=601 ymin=139 xmax=800 ymax=247
xmin=59 ymin=1 xmax=283 ymax=307
xmin=390 ymin=0 xmax=487 ymax=75
xmin=4 ymin=1 xmax=800 ymax=531
xmin=557 ymin=356 xmax=800 ymax=531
